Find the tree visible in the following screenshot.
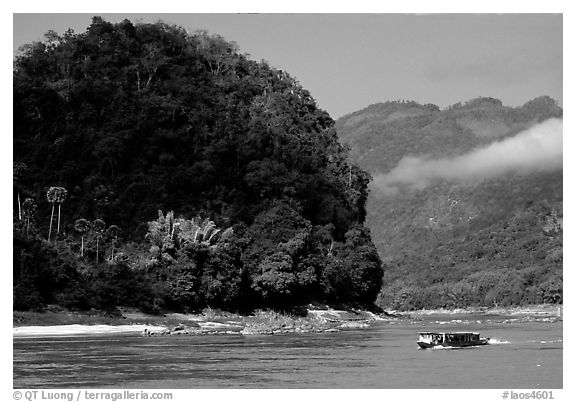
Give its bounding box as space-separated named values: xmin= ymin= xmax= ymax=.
xmin=22 ymin=198 xmax=37 ymax=235
xmin=177 ymin=216 xmax=222 ymax=247
xmin=139 ymin=42 xmax=166 ymax=90
xmin=146 ymin=211 xmax=225 ymax=254
xmin=92 ymin=219 xmax=106 ymax=263
xmin=13 ymin=162 xmax=27 ymax=221
xmin=145 ymin=210 xmax=177 ymax=258
xmin=106 ymin=225 xmax=121 ymax=261
xmin=252 ymin=252 xmax=297 ymax=302
xmin=319 ymin=226 xmax=383 ymax=303
xmin=46 ymin=187 xmax=67 ymax=241
xmin=74 ymin=218 xmax=91 ymax=256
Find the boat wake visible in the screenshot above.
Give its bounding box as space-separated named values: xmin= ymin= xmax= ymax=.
xmin=427 ymin=345 xmax=483 ymax=350
xmin=430 ymin=345 xmax=460 ymax=350
xmin=533 ymin=339 xmax=563 ymax=344
xmin=488 ymin=338 xmax=510 ymax=344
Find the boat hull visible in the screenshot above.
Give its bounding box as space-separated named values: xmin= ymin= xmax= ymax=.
xmin=418 ymin=339 xmax=489 ymax=348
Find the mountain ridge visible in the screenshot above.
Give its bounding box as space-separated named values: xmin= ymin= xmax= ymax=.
xmin=336 ymin=96 xmax=563 ymax=310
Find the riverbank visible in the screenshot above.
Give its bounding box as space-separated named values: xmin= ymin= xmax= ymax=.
xmin=393 ymin=303 xmax=563 ymax=324
xmin=13 ymin=303 xmax=561 ymax=337
xmin=395 ymin=303 xmax=562 ymax=317
xmin=13 ymin=305 xmax=393 ymax=337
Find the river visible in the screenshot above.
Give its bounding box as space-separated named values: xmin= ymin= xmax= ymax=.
xmin=13 ymin=315 xmax=562 ymax=388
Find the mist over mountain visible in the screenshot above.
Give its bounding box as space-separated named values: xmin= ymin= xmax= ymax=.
xmin=336 ymin=97 xmax=563 ymax=309
xmin=374 ymin=118 xmax=562 ymax=195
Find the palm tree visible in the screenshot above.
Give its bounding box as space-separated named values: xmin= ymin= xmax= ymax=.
xmin=55 ymin=188 xmax=67 ymax=236
xmin=46 ymin=187 xmax=67 ymax=241
xmin=199 ymin=219 xmax=221 ymax=245
xmin=46 ymin=188 xmax=57 ymax=241
xmin=74 ymin=218 xmax=91 ymax=257
xmin=145 ymin=210 xmax=176 ymax=251
xmin=92 ymin=219 xmax=106 ymax=263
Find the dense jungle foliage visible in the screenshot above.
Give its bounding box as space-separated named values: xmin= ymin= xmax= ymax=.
xmin=13 ymin=17 xmax=382 ymax=313
xmin=336 ymin=98 xmax=563 ymax=310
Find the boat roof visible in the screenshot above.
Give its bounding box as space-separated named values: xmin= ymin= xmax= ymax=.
xmin=419 ymin=331 xmax=480 ymax=335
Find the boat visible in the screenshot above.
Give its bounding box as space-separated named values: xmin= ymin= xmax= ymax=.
xmin=417 ymin=331 xmax=489 ymax=348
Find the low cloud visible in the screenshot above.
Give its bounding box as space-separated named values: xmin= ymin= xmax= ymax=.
xmin=373 ymin=118 xmax=563 ymax=195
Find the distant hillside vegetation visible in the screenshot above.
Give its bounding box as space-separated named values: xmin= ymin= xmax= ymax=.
xmin=336 ymin=97 xmax=563 ymax=310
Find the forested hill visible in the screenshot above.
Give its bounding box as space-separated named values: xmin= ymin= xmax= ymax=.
xmin=336 ymin=97 xmax=563 ymax=310
xmin=337 ymin=97 xmax=562 ymax=172
xmin=13 ymin=17 xmax=382 ymax=313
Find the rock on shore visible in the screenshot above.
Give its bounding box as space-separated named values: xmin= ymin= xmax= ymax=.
xmin=140 ymin=307 xmax=390 ymax=336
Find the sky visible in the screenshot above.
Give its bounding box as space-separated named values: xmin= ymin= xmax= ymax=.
xmin=12 ymin=12 xmax=562 ymax=119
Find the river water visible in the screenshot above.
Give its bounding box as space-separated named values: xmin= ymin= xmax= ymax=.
xmin=13 ymin=316 xmax=562 ymax=388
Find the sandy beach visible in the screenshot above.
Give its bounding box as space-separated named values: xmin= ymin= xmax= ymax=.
xmin=13 ymin=324 xmax=168 ymax=337
xmin=12 ymin=306 xmax=387 ymax=337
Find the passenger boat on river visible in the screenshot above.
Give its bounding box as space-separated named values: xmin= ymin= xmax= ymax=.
xmin=417 ymin=331 xmax=489 ymax=348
